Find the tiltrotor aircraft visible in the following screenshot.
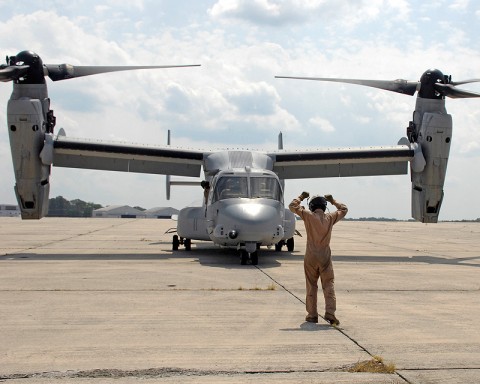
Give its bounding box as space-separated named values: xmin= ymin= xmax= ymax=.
xmin=2 ymin=50 xmax=480 ymax=265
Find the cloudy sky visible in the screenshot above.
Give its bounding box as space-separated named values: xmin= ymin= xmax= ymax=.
xmin=1 ymin=0 xmax=479 ymax=220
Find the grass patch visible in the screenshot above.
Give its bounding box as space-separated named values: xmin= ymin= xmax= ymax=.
xmin=237 ymin=284 xmax=277 ymax=291
xmin=267 ymin=283 xmax=277 ymax=290
xmin=348 ymin=356 xmax=396 ymax=374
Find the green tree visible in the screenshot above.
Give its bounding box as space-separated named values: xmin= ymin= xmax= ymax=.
xmin=48 ymin=196 xmax=70 ymax=217
xmin=48 ymin=196 xmax=103 ymax=217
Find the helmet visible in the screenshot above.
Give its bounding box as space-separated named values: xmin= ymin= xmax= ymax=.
xmin=309 ymin=195 xmax=327 ymax=212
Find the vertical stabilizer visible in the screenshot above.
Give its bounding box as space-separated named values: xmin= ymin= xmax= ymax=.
xmin=166 ymin=130 xmax=171 ymax=200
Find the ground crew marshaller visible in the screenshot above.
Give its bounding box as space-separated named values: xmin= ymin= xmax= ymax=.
xmin=289 ymin=192 xmax=348 ymax=325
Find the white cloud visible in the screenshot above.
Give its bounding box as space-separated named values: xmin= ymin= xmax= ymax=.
xmin=449 ymin=0 xmax=469 ymax=11
xmin=308 ymin=116 xmax=335 ymax=133
xmin=209 ymin=0 xmax=409 ymax=28
xmin=226 ymin=81 xmax=279 ymax=115
xmin=1 ymin=2 xmax=480 ymax=220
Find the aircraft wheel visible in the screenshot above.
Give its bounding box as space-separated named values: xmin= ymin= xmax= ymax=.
xmin=287 ymin=237 xmax=294 ymax=252
xmin=172 ymin=235 xmax=179 ymax=251
xmin=251 ymin=251 xmax=258 ymax=266
xmin=240 ymin=250 xmax=248 ymax=265
xmin=184 ymin=238 xmax=192 ymax=251
xmin=275 ymin=240 xmax=284 ymax=252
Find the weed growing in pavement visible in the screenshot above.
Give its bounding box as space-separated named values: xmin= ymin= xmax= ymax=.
xmin=348 ymin=355 xmax=396 ymax=374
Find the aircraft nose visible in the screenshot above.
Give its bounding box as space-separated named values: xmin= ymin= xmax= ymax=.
xmin=213 ymin=201 xmax=284 ymax=243
xmin=223 ymin=202 xmax=277 ymax=225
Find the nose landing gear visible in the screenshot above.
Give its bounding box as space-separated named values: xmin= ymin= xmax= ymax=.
xmin=239 ymin=249 xmax=259 ymax=265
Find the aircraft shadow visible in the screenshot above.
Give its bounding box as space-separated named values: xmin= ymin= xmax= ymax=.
xmin=3 ymin=248 xmax=479 ymax=268
xmin=0 ymin=244 xmax=303 ymax=269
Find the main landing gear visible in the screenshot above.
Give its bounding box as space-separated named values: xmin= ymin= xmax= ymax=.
xmin=275 ymin=237 xmax=294 ymax=252
xmin=172 ymin=235 xmax=191 ymax=251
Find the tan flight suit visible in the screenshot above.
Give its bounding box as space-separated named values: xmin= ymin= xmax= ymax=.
xmin=289 ymin=196 xmax=348 ymax=319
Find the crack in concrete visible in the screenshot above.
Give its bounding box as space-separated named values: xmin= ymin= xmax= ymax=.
xmin=0 ymin=364 xmax=402 ymax=381
xmin=3 ymin=366 xmax=477 ymax=381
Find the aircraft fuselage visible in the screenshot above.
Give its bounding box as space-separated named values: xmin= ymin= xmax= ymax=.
xmin=175 ymin=167 xmax=296 ymax=262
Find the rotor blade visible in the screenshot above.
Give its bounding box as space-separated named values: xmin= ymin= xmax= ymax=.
xmin=275 ymin=76 xmax=419 ymax=96
xmin=0 ymin=65 xmax=30 ymax=82
xmin=44 ymin=64 xmax=201 ymax=81
xmin=434 ymin=83 xmax=480 ymax=99
xmin=450 ymin=78 xmax=480 ymax=86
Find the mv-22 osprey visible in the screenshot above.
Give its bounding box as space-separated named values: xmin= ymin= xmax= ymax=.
xmin=2 ymin=51 xmax=480 ymax=264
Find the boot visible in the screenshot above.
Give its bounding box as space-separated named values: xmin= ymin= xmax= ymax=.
xmin=325 ymin=312 xmax=340 ymax=326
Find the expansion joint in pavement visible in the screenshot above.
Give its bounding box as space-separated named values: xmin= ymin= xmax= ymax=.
xmin=254 ymin=266 xmax=413 ymax=384
xmin=5 ymin=219 xmax=136 ymax=255
xmin=0 ymin=366 xmax=410 ymax=381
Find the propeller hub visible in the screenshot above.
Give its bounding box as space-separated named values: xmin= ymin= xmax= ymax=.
xmin=10 ymin=51 xmax=45 ymax=84
xmin=419 ymin=69 xmax=447 ymax=99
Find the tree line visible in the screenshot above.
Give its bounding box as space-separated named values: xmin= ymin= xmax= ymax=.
xmin=47 ymin=196 xmax=479 ymax=221
xmin=47 ymin=196 xmax=103 ymax=217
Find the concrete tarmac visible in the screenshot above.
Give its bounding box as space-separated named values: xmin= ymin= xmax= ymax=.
xmin=0 ymin=217 xmax=479 ymax=383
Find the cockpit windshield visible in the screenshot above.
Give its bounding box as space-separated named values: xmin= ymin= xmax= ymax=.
xmin=250 ymin=177 xmax=282 ymax=200
xmin=213 ymin=175 xmax=282 ymax=202
xmin=214 ymin=176 xmax=248 ymax=201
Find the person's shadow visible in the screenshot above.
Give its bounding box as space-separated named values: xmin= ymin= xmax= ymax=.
xmin=280 ymin=322 xmax=333 ymax=332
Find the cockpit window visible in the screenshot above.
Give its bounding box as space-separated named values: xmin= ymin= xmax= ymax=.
xmin=250 ymin=177 xmax=282 ymax=201
xmin=213 ymin=175 xmax=282 ymax=202
xmin=214 ymin=176 xmax=248 ymax=201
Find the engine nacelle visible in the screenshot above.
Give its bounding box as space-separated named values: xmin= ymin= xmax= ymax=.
xmin=411 ymin=107 xmax=452 ymax=223
xmin=8 ymin=93 xmax=51 ymax=219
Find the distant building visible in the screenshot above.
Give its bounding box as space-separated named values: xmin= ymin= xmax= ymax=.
xmin=92 ymin=205 xmax=146 ymax=218
xmin=0 ymin=204 xmax=21 ymax=217
xmin=144 ymin=207 xmax=179 ymax=219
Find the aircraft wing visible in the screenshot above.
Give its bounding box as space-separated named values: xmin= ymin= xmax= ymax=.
xmin=52 ymin=136 xmax=205 ymax=177
xmin=269 ymin=145 xmax=414 ymax=179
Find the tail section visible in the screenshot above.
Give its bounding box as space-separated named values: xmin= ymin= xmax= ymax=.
xmin=165 ymin=129 xmax=203 ymax=201
xmin=166 ymin=130 xmax=171 ymax=200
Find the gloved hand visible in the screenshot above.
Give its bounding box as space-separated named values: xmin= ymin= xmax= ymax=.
xmin=299 ymin=191 xmax=310 ymax=200
xmin=324 ymin=194 xmax=334 ymax=203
